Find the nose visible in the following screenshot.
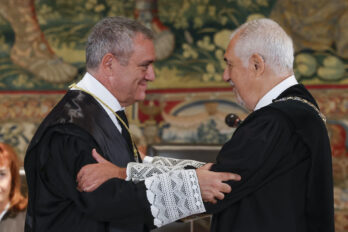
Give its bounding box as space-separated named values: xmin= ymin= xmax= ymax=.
xmin=145 ymin=64 xmax=155 ymax=81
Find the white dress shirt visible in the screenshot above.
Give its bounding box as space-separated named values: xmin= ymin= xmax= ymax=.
xmin=73 ymin=72 xmax=124 ymax=133
xmin=254 ymin=75 xmax=298 ymax=111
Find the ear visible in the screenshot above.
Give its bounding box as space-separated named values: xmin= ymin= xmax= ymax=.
xmin=100 ymin=53 xmax=114 ymax=74
xmin=249 ymin=53 xmax=265 ymax=77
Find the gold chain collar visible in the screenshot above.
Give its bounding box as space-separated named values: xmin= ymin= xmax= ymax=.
xmin=69 ymin=83 xmax=139 ymax=162
xmin=274 ymin=96 xmax=326 ymax=123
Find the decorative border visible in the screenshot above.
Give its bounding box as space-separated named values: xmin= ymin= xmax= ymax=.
xmin=1 ymin=87 xmax=348 ymax=122
xmin=0 ymin=93 xmax=63 ymax=123
xmin=1 ymin=87 xmax=347 ymax=161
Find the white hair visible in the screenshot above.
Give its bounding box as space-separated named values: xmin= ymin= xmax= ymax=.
xmin=231 ymin=18 xmax=294 ymax=76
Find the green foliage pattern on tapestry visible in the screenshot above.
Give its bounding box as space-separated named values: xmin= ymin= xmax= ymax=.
xmin=0 ymin=0 xmax=347 ymax=90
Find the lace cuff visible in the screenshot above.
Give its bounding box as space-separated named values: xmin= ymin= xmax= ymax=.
xmin=143 ymin=156 xmax=154 ymax=164
xmin=144 ymin=169 xmax=206 ymax=227
xmin=150 ymin=156 xmax=206 ymax=168
xmin=126 ymin=162 xmax=187 ymax=182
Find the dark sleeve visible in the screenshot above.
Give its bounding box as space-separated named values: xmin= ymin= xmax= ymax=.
xmin=206 ymin=109 xmax=308 ymax=213
xmin=38 ymin=124 xmax=152 ymax=224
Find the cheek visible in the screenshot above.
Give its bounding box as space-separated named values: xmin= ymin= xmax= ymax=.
xmin=230 ymin=69 xmax=242 ymax=84
xmin=134 ymin=73 xmax=148 ymax=96
xmin=0 ymin=175 xmax=11 ymax=193
xmin=134 ymin=84 xmax=147 ymax=100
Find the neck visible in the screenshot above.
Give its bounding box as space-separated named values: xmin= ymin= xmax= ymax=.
xmin=88 ymin=69 xmax=133 ymax=108
xmin=90 ymin=71 xmax=124 ymax=106
xmin=252 ymin=71 xmax=292 ymax=110
xmin=264 ymin=66 xmax=293 ymax=90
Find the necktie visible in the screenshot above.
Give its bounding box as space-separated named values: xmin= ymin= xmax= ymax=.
xmin=115 ymin=110 xmax=133 ymax=154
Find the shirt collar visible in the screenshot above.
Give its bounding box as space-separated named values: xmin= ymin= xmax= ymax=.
xmin=254 ymin=75 xmax=298 ymax=111
xmin=75 ymin=72 xmax=124 ymax=113
xmin=0 ymin=203 xmax=10 ymax=221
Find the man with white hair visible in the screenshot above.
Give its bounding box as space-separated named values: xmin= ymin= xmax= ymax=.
xmin=205 ymin=18 xmax=334 ymax=232
xmin=77 ymin=18 xmax=335 ymax=232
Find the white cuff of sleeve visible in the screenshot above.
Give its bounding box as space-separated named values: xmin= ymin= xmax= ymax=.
xmin=145 ymin=169 xmax=206 ymax=227
xmin=143 ymin=156 xmax=154 ymax=164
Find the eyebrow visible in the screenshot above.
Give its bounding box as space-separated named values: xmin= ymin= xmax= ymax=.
xmin=139 ymin=60 xmax=155 ymax=66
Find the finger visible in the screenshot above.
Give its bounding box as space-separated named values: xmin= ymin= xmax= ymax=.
xmin=80 ymin=178 xmax=94 ymax=192
xmin=214 ymin=192 xmax=225 ymax=201
xmin=202 ymin=193 xmax=212 ymax=202
xmin=78 ymin=173 xmax=95 ymax=191
xmin=77 ymin=165 xmax=93 ymax=183
xmin=92 ymin=148 xmax=107 ymax=163
xmin=203 ymin=193 xmax=217 ymax=203
xmin=84 ymin=183 xmax=97 ymax=192
xmin=218 ymin=183 xmax=232 ymax=194
xmin=230 ymin=173 xmax=242 ymax=181
xmin=77 ymin=181 xmax=84 ymax=192
xmin=219 ymin=172 xmax=241 ymax=182
xmin=76 ymin=167 xmax=86 ymax=183
xmin=89 ymin=183 xmax=100 ymax=192
xmin=76 ymin=186 xmax=83 ymax=192
xmin=78 ymin=176 xmax=87 ymax=191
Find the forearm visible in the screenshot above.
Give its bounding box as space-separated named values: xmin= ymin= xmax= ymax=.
xmin=126 ymin=162 xmax=190 ymax=182
xmin=126 ymin=156 xmax=205 ymax=182
xmin=103 ymin=166 xmax=207 ymax=227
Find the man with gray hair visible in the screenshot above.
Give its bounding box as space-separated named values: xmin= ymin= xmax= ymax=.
xmin=24 ymin=16 xmax=239 ymax=232
xmin=77 ymin=18 xmax=335 ymax=232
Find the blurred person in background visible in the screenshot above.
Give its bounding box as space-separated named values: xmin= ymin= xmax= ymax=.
xmin=0 ymin=143 xmax=28 ymax=232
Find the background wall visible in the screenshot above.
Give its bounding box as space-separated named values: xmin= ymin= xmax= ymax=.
xmin=0 ymin=0 xmax=347 ymax=156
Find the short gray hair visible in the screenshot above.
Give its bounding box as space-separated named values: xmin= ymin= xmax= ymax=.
xmin=86 ymin=17 xmax=154 ymax=70
xmin=231 ymin=18 xmax=294 ymax=76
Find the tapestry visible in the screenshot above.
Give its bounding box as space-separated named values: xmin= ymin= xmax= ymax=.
xmin=0 ymin=0 xmax=347 ymax=90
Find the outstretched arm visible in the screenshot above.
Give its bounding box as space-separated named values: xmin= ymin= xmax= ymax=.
xmin=77 ymin=149 xmax=241 ymax=204
xmin=76 ymin=148 xmax=241 ymax=227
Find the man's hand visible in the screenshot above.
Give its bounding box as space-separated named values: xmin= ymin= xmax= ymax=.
xmin=76 ymin=149 xmax=126 ymax=192
xmin=196 ymin=163 xmax=241 ymax=204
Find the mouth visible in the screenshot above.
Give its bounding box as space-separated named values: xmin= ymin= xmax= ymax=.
xmin=139 ymin=81 xmax=147 ymax=89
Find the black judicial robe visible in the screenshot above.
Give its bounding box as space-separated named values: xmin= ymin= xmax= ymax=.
xmin=206 ymin=84 xmax=334 ymax=232
xmin=24 ymin=90 xmax=153 ymax=232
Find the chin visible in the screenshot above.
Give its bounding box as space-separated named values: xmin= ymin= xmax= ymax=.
xmin=135 ymin=92 xmax=146 ymax=101
xmin=234 ymin=91 xmax=247 ymax=108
